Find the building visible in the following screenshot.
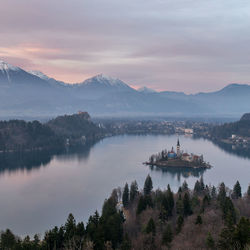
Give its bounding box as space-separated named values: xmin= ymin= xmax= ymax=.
xmin=185 ymin=128 xmax=194 ymax=134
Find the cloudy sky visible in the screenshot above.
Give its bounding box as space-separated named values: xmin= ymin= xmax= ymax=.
xmin=1 ymin=0 xmax=250 ymax=93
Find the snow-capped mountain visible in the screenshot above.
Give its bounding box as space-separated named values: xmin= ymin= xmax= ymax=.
xmin=138 ymin=86 xmax=157 ymax=93
xmin=0 ymin=60 xmax=250 ymax=118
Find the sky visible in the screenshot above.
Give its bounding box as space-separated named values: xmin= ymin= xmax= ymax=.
xmin=1 ymin=0 xmax=250 ymax=93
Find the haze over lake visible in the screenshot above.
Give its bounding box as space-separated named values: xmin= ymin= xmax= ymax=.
xmin=0 ymin=134 xmax=249 ymax=236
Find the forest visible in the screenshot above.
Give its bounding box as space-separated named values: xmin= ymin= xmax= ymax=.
xmin=210 ymin=113 xmax=250 ymax=139
xmin=0 ymin=176 xmax=249 ymax=250
xmin=0 ymin=112 xmax=102 ymax=152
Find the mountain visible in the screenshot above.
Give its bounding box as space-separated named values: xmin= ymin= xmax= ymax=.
xmin=138 ymin=86 xmax=157 ymax=93
xmin=0 ymin=60 xmax=250 ymax=118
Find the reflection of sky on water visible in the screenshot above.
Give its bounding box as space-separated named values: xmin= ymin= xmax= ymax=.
xmin=0 ymin=134 xmax=249 ymax=237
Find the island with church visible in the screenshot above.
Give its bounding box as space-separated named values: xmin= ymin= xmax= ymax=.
xmin=144 ymin=139 xmax=212 ymax=169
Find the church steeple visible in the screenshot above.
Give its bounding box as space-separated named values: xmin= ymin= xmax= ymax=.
xmin=177 ymin=138 xmax=180 ymax=156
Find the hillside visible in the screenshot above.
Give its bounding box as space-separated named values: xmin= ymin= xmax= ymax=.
xmin=1 ymin=61 xmax=250 ymax=117
xmin=211 ymin=113 xmax=250 ymax=139
xmin=0 ymin=176 xmax=249 ymax=249
xmin=0 ymin=112 xmax=102 ymax=152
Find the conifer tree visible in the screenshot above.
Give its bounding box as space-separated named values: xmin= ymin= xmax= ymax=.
xmin=144 ymin=175 xmax=153 ymax=195
xmin=233 ymin=180 xmax=242 ymax=198
xmin=205 ymin=232 xmax=215 ymax=249
xmin=167 ymin=184 xmax=174 ymax=215
xmin=176 ymin=215 xmax=184 ymax=233
xmin=129 ymin=180 xmax=138 ymax=203
xmin=211 ymin=185 xmax=217 ymax=199
xmin=182 ymin=180 xmax=188 ymax=191
xmin=195 ymin=215 xmax=202 ymax=225
xmin=145 ymin=218 xmax=156 ymax=236
xmin=194 ymin=180 xmax=201 ymax=193
xmin=162 ymin=224 xmax=173 ymax=246
xmin=247 ymin=185 xmax=250 ymax=197
xmin=183 ymin=193 xmax=192 ymax=216
xmin=122 ymin=183 xmax=129 ymax=208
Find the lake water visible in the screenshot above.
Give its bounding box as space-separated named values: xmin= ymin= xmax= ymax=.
xmin=0 ymin=134 xmax=249 ymax=236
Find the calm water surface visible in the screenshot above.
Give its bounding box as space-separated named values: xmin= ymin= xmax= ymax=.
xmin=0 ymin=134 xmax=249 ymax=236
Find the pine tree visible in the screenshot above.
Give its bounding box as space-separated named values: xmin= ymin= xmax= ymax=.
xmin=200 ymin=176 xmax=205 ymax=190
xmin=194 ymin=180 xmax=201 ymax=193
xmin=64 ymin=213 xmax=76 ymax=239
xmin=182 ymin=180 xmax=188 ymax=191
xmin=211 ymin=185 xmax=217 ymax=199
xmin=205 ymin=232 xmax=215 ymax=249
xmin=145 ymin=218 xmax=156 ymax=236
xmin=195 ymin=215 xmax=202 ymax=225
xmin=233 ymin=180 xmax=242 ymax=199
xmin=129 ymin=180 xmax=138 ymax=203
xmin=176 ymin=215 xmax=184 ymax=233
xmin=122 ymin=183 xmax=129 ymax=208
xmin=167 ymin=184 xmax=174 ymax=216
xmin=247 ymin=185 xmax=250 ymax=197
xmin=183 ymin=193 xmax=192 ymax=216
xmin=144 ymin=175 xmax=153 ymax=195
xmin=162 ymin=224 xmax=173 ymax=245
xmin=218 ymin=182 xmax=226 ymax=206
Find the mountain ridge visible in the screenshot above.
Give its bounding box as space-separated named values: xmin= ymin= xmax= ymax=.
xmin=0 ymin=60 xmax=250 ymax=117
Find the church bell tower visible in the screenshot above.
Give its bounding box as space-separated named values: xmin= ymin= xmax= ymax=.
xmin=177 ymin=139 xmax=180 ymax=157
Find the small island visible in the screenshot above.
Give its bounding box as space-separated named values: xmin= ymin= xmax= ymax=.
xmin=144 ymin=139 xmax=212 ymax=169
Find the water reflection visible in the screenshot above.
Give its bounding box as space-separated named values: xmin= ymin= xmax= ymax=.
xmin=0 ymin=142 xmax=96 ymax=174
xmin=212 ymin=140 xmax=250 ymax=159
xmin=148 ymin=165 xmax=207 ymax=181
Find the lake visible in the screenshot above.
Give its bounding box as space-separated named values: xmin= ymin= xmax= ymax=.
xmin=0 ymin=134 xmax=249 ymax=236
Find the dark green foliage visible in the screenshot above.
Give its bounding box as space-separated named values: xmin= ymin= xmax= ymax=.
xmin=211 ymin=185 xmax=217 ymax=199
xmin=122 ymin=183 xmax=129 ymax=208
xmin=121 ymin=233 xmax=132 ymax=250
xmin=47 ymin=112 xmax=101 ymax=142
xmin=136 ymin=195 xmax=153 ymax=215
xmin=144 ymin=175 xmax=153 ymax=195
xmin=166 ymin=184 xmax=174 ymax=216
xmin=194 ymin=180 xmax=201 ymax=193
xmin=162 ymin=224 xmax=173 ymax=245
xmin=64 ymin=213 xmax=76 ymax=239
xmin=0 ymin=120 xmax=63 ymax=151
xmin=183 ymin=193 xmax=192 ymax=216
xmin=195 ymin=215 xmax=202 ymax=225
xmin=233 ymin=180 xmax=242 ymax=199
xmin=218 ymin=217 xmax=250 ymax=250
xmin=205 ymin=232 xmax=215 ymax=249
xmin=145 ymin=218 xmax=156 ymax=236
xmin=0 ymin=229 xmax=17 ymax=249
xmin=222 ymin=197 xmax=236 ymax=225
xmin=233 ymin=217 xmax=250 ymax=249
xmin=129 ymin=180 xmax=138 ymax=203
xmin=182 ymin=180 xmax=188 ymax=191
xmin=248 ymin=185 xmax=250 ymax=197
xmin=176 ymin=215 xmax=184 ymax=233
xmin=176 ymin=194 xmax=184 ymax=215
xmin=218 ymin=182 xmax=227 ymax=206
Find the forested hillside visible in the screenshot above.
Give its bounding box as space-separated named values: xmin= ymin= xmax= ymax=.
xmin=211 ymin=113 xmax=250 ymax=139
xmin=1 ymin=177 xmax=249 ymax=249
xmin=0 ymin=112 xmax=102 ymax=151
xmin=0 ymin=120 xmax=63 ymax=151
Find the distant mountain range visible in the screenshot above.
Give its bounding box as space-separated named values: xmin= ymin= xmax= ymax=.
xmin=0 ymin=60 xmax=250 ymax=118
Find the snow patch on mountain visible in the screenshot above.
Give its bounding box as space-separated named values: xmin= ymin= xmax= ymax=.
xmin=138 ymin=86 xmax=156 ymax=93
xmin=0 ymin=60 xmax=20 ymax=72
xmin=29 ymin=70 xmax=50 ymax=81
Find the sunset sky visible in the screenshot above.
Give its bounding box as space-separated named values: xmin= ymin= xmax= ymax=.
xmin=1 ymin=0 xmax=250 ymax=93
